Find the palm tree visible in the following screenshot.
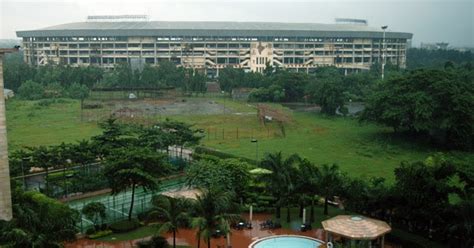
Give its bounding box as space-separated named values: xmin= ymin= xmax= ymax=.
xmin=297 ymin=159 xmax=320 ymax=222
xmin=148 ymin=195 xmax=190 ymax=248
xmin=259 ymin=152 xmax=300 ymax=220
xmin=191 ymin=188 xmax=239 ymax=248
xmin=318 ymin=164 xmax=342 ymax=216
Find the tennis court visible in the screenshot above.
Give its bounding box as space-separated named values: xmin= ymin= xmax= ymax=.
xmin=68 ymin=176 xmax=187 ymax=232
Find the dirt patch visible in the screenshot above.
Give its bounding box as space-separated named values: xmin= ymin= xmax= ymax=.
xmin=83 ymin=98 xmax=236 ymax=122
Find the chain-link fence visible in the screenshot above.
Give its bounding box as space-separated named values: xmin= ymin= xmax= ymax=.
xmin=68 ymin=176 xmax=186 ymax=233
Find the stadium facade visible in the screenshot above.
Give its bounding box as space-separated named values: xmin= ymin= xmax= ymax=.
xmin=17 ymin=17 xmax=413 ymax=76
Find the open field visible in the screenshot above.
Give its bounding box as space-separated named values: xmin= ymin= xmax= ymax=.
xmin=6 ymin=97 xmax=473 ymax=181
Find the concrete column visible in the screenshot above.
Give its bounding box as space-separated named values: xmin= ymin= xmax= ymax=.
xmin=0 ymin=55 xmax=13 ymax=221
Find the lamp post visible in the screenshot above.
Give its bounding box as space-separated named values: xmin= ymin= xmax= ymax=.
xmin=251 ymin=138 xmax=258 ymax=163
xmin=222 ymin=90 xmax=226 ymax=114
xmin=381 ymin=25 xmax=388 ymax=80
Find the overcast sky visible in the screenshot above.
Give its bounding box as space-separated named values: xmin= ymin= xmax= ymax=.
xmin=0 ymin=0 xmax=473 ymax=47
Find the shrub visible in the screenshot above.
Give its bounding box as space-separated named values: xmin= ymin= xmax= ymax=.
xmin=85 ymin=227 xmax=95 ymax=235
xmin=194 ymin=146 xmax=257 ymax=165
xmin=44 ymin=82 xmax=65 ymax=98
xmin=18 ymin=80 xmax=44 ymax=100
xmin=109 ymin=219 xmax=140 ymax=233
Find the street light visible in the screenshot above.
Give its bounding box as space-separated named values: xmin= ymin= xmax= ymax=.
xmin=381 ymin=25 xmax=388 ymax=80
xmin=251 ymin=138 xmax=258 ymax=163
xmin=222 ymin=90 xmax=226 ymax=114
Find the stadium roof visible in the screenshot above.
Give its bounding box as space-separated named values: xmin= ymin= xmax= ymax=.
xmin=17 ymin=21 xmax=413 ymax=39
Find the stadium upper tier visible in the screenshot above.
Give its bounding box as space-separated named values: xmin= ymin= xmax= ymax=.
xmin=16 ymin=21 xmax=412 ymax=39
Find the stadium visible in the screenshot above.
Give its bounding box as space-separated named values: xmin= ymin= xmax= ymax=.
xmin=16 ymin=16 xmax=412 ymax=76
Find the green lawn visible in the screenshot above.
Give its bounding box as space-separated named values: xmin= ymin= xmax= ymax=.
xmin=5 ymin=99 xmax=101 ymax=151
xmin=6 ymin=97 xmax=473 ymax=182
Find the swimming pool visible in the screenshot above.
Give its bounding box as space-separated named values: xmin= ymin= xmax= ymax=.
xmin=249 ymin=235 xmax=324 ymax=248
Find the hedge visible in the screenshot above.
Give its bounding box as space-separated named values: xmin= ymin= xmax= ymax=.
xmin=193 ymin=146 xmax=257 ymax=165
xmin=109 ymin=219 xmax=140 ymax=233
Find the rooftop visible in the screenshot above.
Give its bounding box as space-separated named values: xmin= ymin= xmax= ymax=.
xmin=322 ymin=215 xmax=391 ymax=240
xmin=17 ymin=21 xmax=412 ymax=39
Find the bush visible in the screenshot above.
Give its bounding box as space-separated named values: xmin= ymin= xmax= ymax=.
xmin=85 ymin=227 xmax=95 ymax=235
xmin=18 ymin=80 xmax=44 ymax=100
xmin=194 ymin=146 xmax=257 ymax=165
xmin=68 ymin=83 xmax=90 ymax=100
xmin=44 ymin=82 xmax=65 ymax=98
xmin=109 ymin=219 xmax=140 ymax=233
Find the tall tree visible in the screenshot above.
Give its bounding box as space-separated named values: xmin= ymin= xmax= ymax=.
xmin=148 ymin=195 xmax=190 ymax=248
xmin=361 ymin=68 xmax=474 ymax=149
xmin=103 ymin=147 xmax=170 ymax=221
xmin=259 ymin=152 xmax=300 ymax=219
xmin=317 ymin=164 xmax=343 ymax=215
xmin=191 ymin=188 xmax=238 ymax=248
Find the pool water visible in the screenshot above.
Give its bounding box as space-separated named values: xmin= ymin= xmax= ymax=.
xmin=251 ymin=236 xmax=323 ymax=248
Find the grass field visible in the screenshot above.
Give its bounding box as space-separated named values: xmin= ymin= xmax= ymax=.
xmin=6 ymin=97 xmax=473 ymax=181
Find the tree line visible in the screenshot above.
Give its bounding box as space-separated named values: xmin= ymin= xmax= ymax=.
xmin=3 ymin=53 xmax=207 ymax=100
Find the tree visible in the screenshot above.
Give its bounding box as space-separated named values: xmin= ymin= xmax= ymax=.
xmin=29 ymin=145 xmax=61 ymax=195
xmin=185 ymin=158 xmax=251 ymax=204
xmin=160 ymin=120 xmax=203 ymax=158
xmin=92 ymin=118 xmax=132 ymax=157
xmin=81 ymin=202 xmax=106 ymax=230
xmin=317 ymin=164 xmax=343 ymax=215
xmin=103 ymin=147 xmax=171 ymax=221
xmin=68 ymin=83 xmax=90 ymax=110
xmin=295 ymin=158 xmax=320 ymax=222
xmin=306 ymin=68 xmax=345 ymax=115
xmin=184 ymin=70 xmax=207 ymax=95
xmin=191 ymin=188 xmax=239 ymax=248
xmin=148 ymin=195 xmax=190 ymax=248
xmin=218 ymin=67 xmax=245 ymax=93
xmin=360 ymin=68 xmax=474 ymax=149
xmin=17 ymin=80 xmax=44 ymax=100
xmin=272 ymin=70 xmax=310 ymax=102
xmin=393 ymin=159 xmax=456 ymax=234
xmin=259 ymin=152 xmax=300 ymax=220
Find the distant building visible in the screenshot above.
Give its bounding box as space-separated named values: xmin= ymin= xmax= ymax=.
xmin=420 ymin=42 xmax=449 ymax=50
xmin=16 ymin=16 xmax=412 ymax=76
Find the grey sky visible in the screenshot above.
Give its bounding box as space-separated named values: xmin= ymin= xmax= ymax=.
xmin=1 ymin=0 xmax=473 ymax=47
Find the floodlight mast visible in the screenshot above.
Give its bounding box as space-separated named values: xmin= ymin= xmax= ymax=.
xmin=381 ymin=25 xmax=388 ymax=80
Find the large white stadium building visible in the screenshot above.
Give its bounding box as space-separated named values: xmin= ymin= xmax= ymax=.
xmin=17 ymin=16 xmax=412 ymax=76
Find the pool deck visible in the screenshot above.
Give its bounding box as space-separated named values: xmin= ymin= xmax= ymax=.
xmin=65 ymin=213 xmax=327 ymax=248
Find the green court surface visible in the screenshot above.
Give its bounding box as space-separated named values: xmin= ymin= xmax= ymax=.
xmin=68 ymin=177 xmax=186 ymax=232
